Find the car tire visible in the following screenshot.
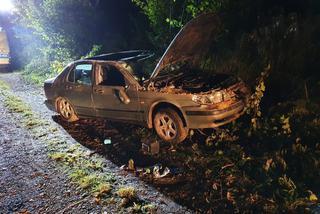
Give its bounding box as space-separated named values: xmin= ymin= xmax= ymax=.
xmin=153 ymin=108 xmax=188 ymax=143
xmin=56 ymin=97 xmax=79 ymax=122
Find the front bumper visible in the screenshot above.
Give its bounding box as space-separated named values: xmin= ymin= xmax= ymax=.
xmin=44 ymin=100 xmax=56 ymax=112
xmin=183 ymin=100 xmax=245 ymax=129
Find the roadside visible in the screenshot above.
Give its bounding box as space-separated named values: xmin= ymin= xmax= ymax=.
xmin=0 ymin=72 xmax=189 ymax=213
xmin=0 ymin=91 xmax=103 ymax=213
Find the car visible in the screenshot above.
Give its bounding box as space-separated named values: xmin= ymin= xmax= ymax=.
xmin=0 ymin=29 xmax=10 ymax=72
xmin=44 ymin=13 xmax=250 ymax=143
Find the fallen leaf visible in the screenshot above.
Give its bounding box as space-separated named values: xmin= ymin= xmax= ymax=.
xmin=309 ymin=191 xmax=318 ymax=202
xmin=227 ymin=191 xmax=234 ymax=202
xmin=128 ymin=159 xmax=135 ymax=171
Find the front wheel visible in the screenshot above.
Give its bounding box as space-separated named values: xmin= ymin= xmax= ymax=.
xmin=56 ymin=97 xmax=79 ymax=122
xmin=153 ymin=108 xmax=188 ymax=144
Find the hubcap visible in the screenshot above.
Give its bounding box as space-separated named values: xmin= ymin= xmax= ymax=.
xmin=157 ymin=114 xmax=177 ymax=140
xmin=58 ymin=99 xmax=73 ymax=119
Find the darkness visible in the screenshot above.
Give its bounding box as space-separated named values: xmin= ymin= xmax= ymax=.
xmin=87 ymin=0 xmax=153 ymax=51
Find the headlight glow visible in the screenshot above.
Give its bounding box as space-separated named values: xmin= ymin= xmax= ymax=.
xmin=192 ymin=91 xmax=224 ymax=105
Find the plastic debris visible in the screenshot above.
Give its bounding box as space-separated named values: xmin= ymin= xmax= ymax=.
xmin=153 ymin=165 xmax=171 ymax=178
xmin=141 ymin=139 xmax=159 ymax=155
xmin=104 ymin=139 xmax=112 ymax=145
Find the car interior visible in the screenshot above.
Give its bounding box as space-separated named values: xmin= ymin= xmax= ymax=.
xmin=97 ymin=65 xmax=126 ymax=87
xmin=68 ymin=64 xmax=93 ymax=85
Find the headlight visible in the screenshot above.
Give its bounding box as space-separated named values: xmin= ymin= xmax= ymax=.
xmin=192 ymin=91 xmax=224 ymax=104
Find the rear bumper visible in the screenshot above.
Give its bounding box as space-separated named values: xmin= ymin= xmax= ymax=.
xmin=0 ymin=64 xmax=9 ymax=72
xmin=44 ymin=100 xmax=56 ymax=112
xmin=183 ymin=100 xmax=245 ymax=129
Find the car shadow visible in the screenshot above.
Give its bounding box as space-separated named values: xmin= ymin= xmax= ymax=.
xmin=52 ymin=115 xmax=212 ymax=212
xmin=52 ymin=116 xmax=158 ymax=167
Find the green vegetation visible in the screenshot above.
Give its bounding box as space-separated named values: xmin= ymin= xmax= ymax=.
xmin=0 ymin=80 xmax=10 ymax=90
xmin=117 ymin=186 xmax=136 ymax=200
xmin=10 ymin=1 xmax=150 ymax=82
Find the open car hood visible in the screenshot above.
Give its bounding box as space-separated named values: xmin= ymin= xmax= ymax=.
xmin=85 ymin=50 xmax=154 ymax=62
xmin=149 ymin=13 xmax=221 ymax=81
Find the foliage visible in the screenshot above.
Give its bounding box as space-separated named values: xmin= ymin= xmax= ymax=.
xmin=132 ymin=0 xmax=190 ymax=50
xmin=12 ymin=0 xmax=151 ymax=82
xmin=117 ymin=186 xmax=136 ymax=200
xmin=83 ymin=45 xmax=103 ymax=59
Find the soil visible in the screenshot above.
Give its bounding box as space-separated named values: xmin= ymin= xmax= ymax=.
xmin=0 ymin=72 xmax=190 ymax=214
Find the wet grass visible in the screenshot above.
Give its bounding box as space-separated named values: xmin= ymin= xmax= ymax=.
xmin=117 ymin=186 xmax=136 ymax=200
xmin=0 ymin=80 xmax=10 ymax=90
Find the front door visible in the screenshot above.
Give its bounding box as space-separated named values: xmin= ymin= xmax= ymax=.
xmin=63 ymin=62 xmax=94 ymax=117
xmin=92 ymin=63 xmax=141 ymax=122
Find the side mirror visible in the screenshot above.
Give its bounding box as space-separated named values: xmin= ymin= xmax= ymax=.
xmin=116 ymin=88 xmax=130 ymax=104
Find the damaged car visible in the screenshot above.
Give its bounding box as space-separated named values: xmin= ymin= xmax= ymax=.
xmin=44 ymin=13 xmax=250 ymax=143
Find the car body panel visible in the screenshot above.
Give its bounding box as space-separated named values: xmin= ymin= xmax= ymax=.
xmin=93 ymin=84 xmax=142 ymax=121
xmin=92 ymin=61 xmax=143 ymax=122
xmin=183 ymin=100 xmax=245 ymax=128
xmin=136 ymin=90 xmax=195 ymax=127
xmin=60 ymin=62 xmax=95 ymax=116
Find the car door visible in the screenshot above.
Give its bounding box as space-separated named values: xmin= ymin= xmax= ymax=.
xmin=62 ymin=62 xmax=94 ymax=117
xmin=92 ymin=62 xmax=141 ymax=122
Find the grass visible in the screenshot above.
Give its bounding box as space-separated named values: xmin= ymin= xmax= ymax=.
xmin=78 ymin=174 xmax=101 ymax=189
xmin=84 ymin=159 xmax=104 ymax=171
xmin=0 ymin=80 xmax=10 ymax=90
xmin=117 ymin=186 xmax=136 ymax=200
xmin=93 ymin=183 xmax=112 ymax=197
xmin=4 ymin=95 xmax=33 ymax=114
xmin=21 ymin=72 xmax=49 ymax=86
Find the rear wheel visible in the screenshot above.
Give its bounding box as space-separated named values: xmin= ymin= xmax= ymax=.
xmin=153 ymin=108 xmax=188 ymax=143
xmin=56 ymin=97 xmax=79 ymax=122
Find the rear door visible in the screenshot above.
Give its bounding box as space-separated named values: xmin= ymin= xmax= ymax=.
xmin=62 ymin=62 xmax=94 ymax=117
xmin=92 ymin=63 xmax=141 ymax=122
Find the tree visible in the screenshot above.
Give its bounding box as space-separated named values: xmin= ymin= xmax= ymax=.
xmin=133 ymin=0 xmax=320 ymax=103
xmin=12 ymin=0 xmax=151 ymax=79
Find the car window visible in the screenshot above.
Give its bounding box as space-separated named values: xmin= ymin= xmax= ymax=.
xmin=97 ymin=65 xmax=126 ymax=87
xmin=68 ymin=64 xmax=93 ymax=85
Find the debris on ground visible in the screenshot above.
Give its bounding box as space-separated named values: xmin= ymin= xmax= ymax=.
xmin=141 ymin=138 xmax=160 ymax=155
xmin=103 ymin=138 xmax=112 ymax=145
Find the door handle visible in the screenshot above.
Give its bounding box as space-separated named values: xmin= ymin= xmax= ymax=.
xmin=94 ymin=88 xmax=104 ymax=94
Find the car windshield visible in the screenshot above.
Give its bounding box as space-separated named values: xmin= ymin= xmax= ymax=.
xmin=119 ymin=58 xmax=156 ymax=84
